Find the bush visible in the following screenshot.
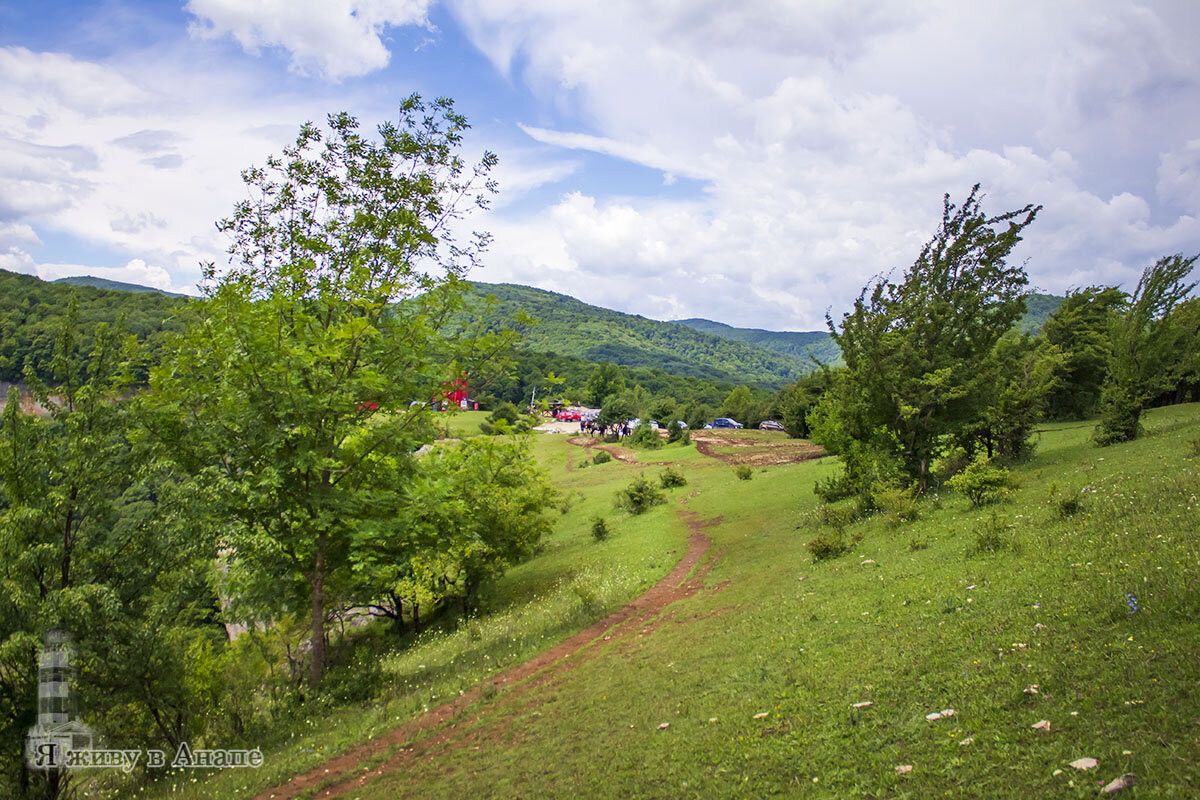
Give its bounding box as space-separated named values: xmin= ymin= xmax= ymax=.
xmin=615 ymin=474 xmax=667 ymax=515
xmin=591 ymin=516 xmax=611 ymax=542
xmin=734 ymin=465 xmax=753 ymax=481
xmin=1056 ymin=495 xmax=1082 ymax=518
xmin=946 ymin=457 xmax=1012 ymax=507
xmin=874 ymin=482 xmax=920 ymax=526
xmin=818 ymin=503 xmax=860 ymax=531
xmin=479 ymin=401 xmax=531 ymax=435
xmin=908 ymin=535 xmax=929 ymax=551
xmin=659 ymin=467 xmax=688 ymax=488
xmin=1187 ymin=436 xmax=1200 ymax=458
xmin=666 ymin=420 xmax=685 ymax=443
xmin=592 ymin=450 xmax=612 ymax=465
xmin=627 ymin=423 xmax=664 ymax=449
xmin=969 ymin=511 xmax=1015 ymax=555
xmin=814 ymin=472 xmax=855 ymax=503
xmin=806 ymin=530 xmax=850 ymax=561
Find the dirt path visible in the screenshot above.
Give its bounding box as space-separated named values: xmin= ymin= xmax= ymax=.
xmin=566 ymin=435 xmax=641 ymax=463
xmin=253 ymin=511 xmax=721 ymax=800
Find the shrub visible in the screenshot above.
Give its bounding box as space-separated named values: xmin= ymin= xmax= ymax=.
xmin=969 ymin=511 xmax=1015 ymax=555
xmin=1056 ymin=495 xmax=1082 ymax=518
xmin=479 ymin=401 xmax=531 ymax=435
xmin=946 ymin=457 xmax=1012 ymax=507
xmin=576 ymin=458 xmax=590 ymax=469
xmin=817 ymin=503 xmax=859 ymax=531
xmin=592 ymin=450 xmax=612 ymax=465
xmin=909 ymin=535 xmax=929 ymax=551
xmin=1187 ymin=435 xmax=1200 ymax=458
xmin=627 ymin=423 xmax=664 ymax=449
xmin=806 ymin=530 xmax=850 ymax=561
xmin=659 ymin=467 xmax=688 ymax=488
xmin=591 ymin=516 xmax=611 ymax=542
xmin=814 ymin=472 xmax=855 ymax=503
xmin=666 ymin=420 xmax=685 ymax=442
xmin=615 ymin=474 xmax=666 ymax=515
xmin=734 ymin=465 xmax=753 ymax=481
xmin=874 ymin=482 xmax=920 ymax=526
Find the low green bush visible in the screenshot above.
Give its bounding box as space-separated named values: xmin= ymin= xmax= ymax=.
xmin=806 ymin=530 xmax=850 ymax=561
xmin=969 ymin=511 xmax=1016 ymax=555
xmin=627 ymin=424 xmax=664 ymax=449
xmin=659 ymin=467 xmax=687 ymax=488
xmin=874 ymin=483 xmax=920 ymax=526
xmin=592 ymin=450 xmax=612 ymax=465
xmin=734 ymin=465 xmax=753 ymax=481
xmin=591 ymin=516 xmax=611 ymax=542
xmin=946 ymin=456 xmax=1012 ymax=507
xmin=615 ymin=474 xmax=666 ymax=515
xmin=814 ymin=472 xmax=854 ymax=503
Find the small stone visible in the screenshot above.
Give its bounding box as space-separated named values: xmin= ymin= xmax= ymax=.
xmin=895 ymin=765 xmax=913 ymax=775
xmin=1101 ymin=774 xmax=1135 ymax=794
xmin=1032 ymin=719 xmax=1051 ymax=731
xmin=1024 ymin=685 xmax=1039 ymax=694
xmin=926 ymin=712 xmax=943 ymax=721
xmin=1053 ymin=769 xmax=1063 ymax=776
xmin=753 ymin=712 xmax=769 ymax=719
xmin=657 ymin=722 xmax=670 ymax=730
xmin=1034 ymin=623 xmax=1047 ymax=630
xmin=860 ymin=559 xmax=876 ymax=565
xmin=1070 ymin=711 xmax=1079 ymax=716
xmin=709 ymin=717 xmax=718 ymax=723
xmin=852 ymin=701 xmax=873 ymax=709
xmin=967 ymin=584 xmax=977 ymax=590
xmin=958 ymin=737 xmax=974 ymax=746
xmin=1069 ymin=757 xmax=1098 ymax=770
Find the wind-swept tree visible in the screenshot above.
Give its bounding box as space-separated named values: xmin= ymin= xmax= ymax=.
xmin=1095 ymin=253 xmax=1198 ymax=445
xmin=154 ymin=95 xmax=499 ymax=684
xmin=825 ymin=185 xmax=1040 ymax=491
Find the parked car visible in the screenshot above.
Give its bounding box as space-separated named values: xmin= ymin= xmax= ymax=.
xmin=711 ymin=417 xmax=743 ymax=429
xmin=758 ymin=420 xmax=785 ymax=431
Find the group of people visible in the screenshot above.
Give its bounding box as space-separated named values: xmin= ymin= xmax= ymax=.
xmin=580 ymin=418 xmax=631 ymax=439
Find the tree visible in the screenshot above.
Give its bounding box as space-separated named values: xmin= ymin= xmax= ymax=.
xmin=720 ymin=385 xmax=754 ymax=424
xmin=1041 ymin=286 xmax=1127 ymax=419
xmin=154 ymin=96 xmax=499 ymax=684
xmin=1096 ymin=253 xmax=1198 ymax=445
xmin=828 ymin=185 xmax=1040 ymax=491
xmin=585 ymin=362 xmax=625 ymax=406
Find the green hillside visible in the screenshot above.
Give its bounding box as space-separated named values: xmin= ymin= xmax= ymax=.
xmin=673 ymin=317 xmax=841 ymax=365
xmin=463 ymin=282 xmax=812 ymax=387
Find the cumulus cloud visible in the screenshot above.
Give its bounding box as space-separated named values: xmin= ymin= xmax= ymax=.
xmin=185 ymin=0 xmax=434 ymax=80
xmin=448 ymin=0 xmax=1200 ymax=329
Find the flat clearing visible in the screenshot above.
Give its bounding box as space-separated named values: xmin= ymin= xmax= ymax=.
xmin=690 ymin=428 xmax=826 ymax=465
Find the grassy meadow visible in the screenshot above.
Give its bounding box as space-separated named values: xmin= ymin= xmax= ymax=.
xmin=121 ymin=405 xmax=1199 ymax=799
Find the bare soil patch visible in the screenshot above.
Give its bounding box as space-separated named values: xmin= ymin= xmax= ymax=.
xmin=689 ymin=431 xmax=825 ymax=466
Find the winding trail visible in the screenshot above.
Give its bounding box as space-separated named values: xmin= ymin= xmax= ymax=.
xmin=253 ymin=510 xmax=721 ymax=800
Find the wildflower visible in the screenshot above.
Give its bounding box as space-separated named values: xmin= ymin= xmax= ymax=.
xmin=1126 ymin=594 xmax=1138 ymax=614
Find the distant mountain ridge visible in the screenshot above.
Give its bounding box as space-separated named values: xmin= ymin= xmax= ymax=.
xmin=53 ymin=275 xmax=190 ymax=298
xmin=671 ymin=318 xmax=840 ymax=366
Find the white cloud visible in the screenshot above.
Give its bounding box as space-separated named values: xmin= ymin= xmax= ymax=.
xmin=185 ymin=0 xmax=433 ymax=80
xmin=448 ymin=0 xmax=1200 ymax=329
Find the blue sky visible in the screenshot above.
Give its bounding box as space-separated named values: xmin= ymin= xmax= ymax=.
xmin=2 ymin=1 xmax=1198 ymax=330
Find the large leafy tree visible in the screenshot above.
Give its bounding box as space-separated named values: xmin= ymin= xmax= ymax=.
xmin=1040 ymin=286 xmax=1128 ymax=420
xmin=826 ymin=185 xmax=1040 ymax=491
xmin=1095 ymin=253 xmax=1198 ymax=445
xmin=154 ymin=96 xmax=499 ymax=684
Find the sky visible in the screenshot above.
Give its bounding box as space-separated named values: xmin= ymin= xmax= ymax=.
xmin=1 ymin=1 xmax=1198 ymax=331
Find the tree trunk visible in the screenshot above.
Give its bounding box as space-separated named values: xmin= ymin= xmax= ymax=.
xmin=309 ymin=530 xmax=327 ymax=685
xmin=412 ymin=602 xmax=421 ymax=633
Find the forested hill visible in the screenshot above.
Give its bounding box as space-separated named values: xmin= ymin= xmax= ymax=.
xmin=53 ymin=275 xmax=190 ymax=297
xmin=0 ymin=269 xmax=187 ymax=382
xmin=462 ymin=282 xmax=813 ymax=387
xmin=675 ymin=292 xmax=1064 ymax=363
xmin=672 ymin=318 xmax=840 ymax=365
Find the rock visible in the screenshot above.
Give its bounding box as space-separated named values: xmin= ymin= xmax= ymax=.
xmin=860 ymin=559 xmax=876 ymax=565
xmin=958 ymin=737 xmax=974 ymax=746
xmin=1032 ymin=719 xmax=1051 ymax=731
xmin=895 ymin=765 xmax=913 ymax=775
xmin=1069 ymin=757 xmax=1098 ymax=770
xmin=1101 ymin=774 xmax=1135 ymax=794
xmin=753 ymin=712 xmax=769 ymax=719
xmin=852 ymin=701 xmax=873 ymax=709
xmin=1024 ymin=685 xmax=1039 ymax=694
xmin=657 ymin=722 xmax=670 ymax=730
xmin=925 ymin=709 xmax=955 ymax=721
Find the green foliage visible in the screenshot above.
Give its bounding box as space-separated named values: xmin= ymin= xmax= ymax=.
xmin=1041 ymin=286 xmax=1127 ymax=419
xmin=969 ymin=511 xmax=1016 ymax=555
xmin=734 ymin=465 xmax=753 ymax=481
xmin=874 ymin=483 xmax=920 ymax=526
xmin=658 ymin=467 xmax=688 ymax=488
xmin=779 ymin=368 xmax=834 ymax=438
xmin=592 ymin=450 xmax=612 ymax=465
xmin=155 ymin=97 xmax=501 ymax=685
xmin=665 ymin=419 xmax=685 ymax=442
xmin=590 ymin=516 xmax=611 ymax=542
xmin=1096 ymin=253 xmax=1199 ymax=445
xmin=585 ymin=362 xmax=626 ymax=406
xmin=946 ymin=457 xmax=1012 ymax=507
xmin=813 ymin=472 xmax=855 ymax=503
xmin=614 ymin=474 xmax=667 ymax=515
xmin=805 ymin=529 xmax=851 ymax=561
xmin=626 ymin=423 xmax=663 ymax=449
xmin=827 ymin=185 xmax=1040 ymax=492
xmin=459 ymin=282 xmax=810 ymax=387
xmin=480 ymin=402 xmax=531 ymax=435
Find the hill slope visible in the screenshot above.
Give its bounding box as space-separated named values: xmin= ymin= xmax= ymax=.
xmin=672 ymin=317 xmax=840 ymax=365
xmin=52 ymin=275 xmax=190 ymax=297
xmin=463 ymin=282 xmax=813 ymax=387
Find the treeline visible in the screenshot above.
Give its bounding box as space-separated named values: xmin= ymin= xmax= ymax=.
xmin=0 ymin=98 xmax=557 ymax=800
xmin=773 ymin=186 xmax=1199 ymax=510
xmin=0 ymin=269 xmax=186 ymax=383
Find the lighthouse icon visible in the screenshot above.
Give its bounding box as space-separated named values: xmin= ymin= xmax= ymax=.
xmin=25 ymin=631 xmax=93 ymax=770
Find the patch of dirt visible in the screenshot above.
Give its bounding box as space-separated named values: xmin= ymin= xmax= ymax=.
xmin=566 ymin=436 xmax=640 ymax=463
xmin=689 ymin=431 xmax=825 ymax=466
xmin=253 ymin=510 xmax=722 ymax=800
